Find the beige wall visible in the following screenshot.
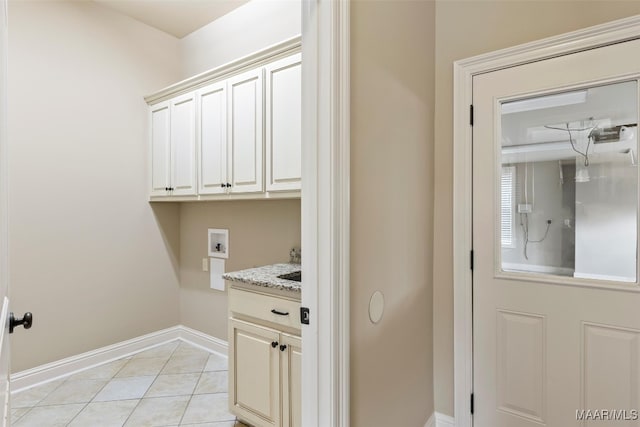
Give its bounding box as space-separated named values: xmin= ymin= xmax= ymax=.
xmin=433 ymin=0 xmax=640 ymax=417
xmin=7 ymin=1 xmax=183 ymax=372
xmin=178 ymin=200 xmax=301 ymax=339
xmin=179 ymin=0 xmax=301 ymax=78
xmin=351 ymin=1 xmax=435 ymax=426
xmin=176 ymin=0 xmax=302 ymax=342
xmin=8 ymin=0 xmax=302 ymax=373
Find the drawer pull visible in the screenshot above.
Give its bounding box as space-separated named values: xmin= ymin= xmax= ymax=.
xmin=271 ymin=309 xmax=290 ymax=316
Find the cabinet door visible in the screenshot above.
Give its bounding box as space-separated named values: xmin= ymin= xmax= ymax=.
xmin=170 ymin=93 xmax=197 ymax=196
xmin=228 ymin=68 xmax=264 ymax=194
xmin=149 ymin=101 xmax=170 ymax=197
xmin=198 ymin=81 xmax=228 ymax=195
xmin=265 ymin=53 xmax=302 ymax=192
xmin=280 ymin=333 xmax=301 ymax=427
xmin=229 ymin=318 xmax=280 ymax=427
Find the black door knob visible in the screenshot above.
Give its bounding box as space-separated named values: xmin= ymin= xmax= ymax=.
xmin=280 ymin=344 xmax=287 ymax=352
xmin=271 ymin=341 xmax=278 ymax=348
xmin=9 ymin=312 xmax=32 ymax=334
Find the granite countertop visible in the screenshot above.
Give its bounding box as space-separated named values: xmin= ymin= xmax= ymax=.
xmin=223 ymin=263 xmax=301 ymax=293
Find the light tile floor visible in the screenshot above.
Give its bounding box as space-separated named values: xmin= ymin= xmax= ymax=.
xmin=11 ymin=341 xmax=248 ymax=427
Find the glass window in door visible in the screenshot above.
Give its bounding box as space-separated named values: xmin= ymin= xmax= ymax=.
xmin=500 ymin=80 xmax=638 ymax=283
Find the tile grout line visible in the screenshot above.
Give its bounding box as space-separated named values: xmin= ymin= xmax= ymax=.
xmin=14 ymin=372 xmax=92 ymax=426
xmin=63 ymin=371 xmax=119 ymax=426
xmin=17 ymin=340 xmax=170 ymax=425
xmin=14 ymin=373 xmax=67 ymax=413
xmin=13 ymin=340 xmax=231 ymax=427
xmin=65 ymin=340 xmax=179 ymax=426
xmin=62 ymin=354 xmax=139 ymax=426
xmin=175 ymin=341 xmax=211 ymax=427
xmin=118 ymin=339 xmax=182 ymax=427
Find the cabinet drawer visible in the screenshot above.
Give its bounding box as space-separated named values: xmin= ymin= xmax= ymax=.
xmin=229 ymin=288 xmax=301 ymax=331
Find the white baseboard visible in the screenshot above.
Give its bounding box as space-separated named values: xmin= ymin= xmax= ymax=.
xmin=10 ymin=325 xmax=228 ymax=394
xmin=177 ymin=325 xmax=227 ymax=357
xmin=424 ymin=412 xmax=435 ymax=427
xmin=425 ymin=412 xmax=455 ymax=427
xmin=435 ymin=412 xmax=455 ymax=427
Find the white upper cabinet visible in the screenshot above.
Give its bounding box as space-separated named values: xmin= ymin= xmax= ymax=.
xmin=198 ymin=81 xmax=228 ymax=195
xmin=265 ymin=53 xmax=301 ymax=192
xmin=146 ymin=42 xmax=302 ymax=201
xmin=149 ymin=101 xmax=171 ymax=197
xmin=170 ymin=93 xmax=197 ymax=196
xmin=149 ymin=95 xmax=197 ymax=197
xmin=228 ymin=68 xmax=264 ymax=194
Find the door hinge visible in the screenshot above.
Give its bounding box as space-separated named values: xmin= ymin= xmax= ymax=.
xmin=470 ymin=393 xmax=474 ymax=414
xmin=469 ymin=104 xmax=474 ymax=126
xmin=300 ymin=307 xmax=310 ymax=325
xmin=470 ymin=250 xmax=474 ymax=271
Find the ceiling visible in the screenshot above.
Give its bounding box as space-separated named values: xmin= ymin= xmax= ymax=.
xmin=94 ymin=0 xmax=251 ymax=38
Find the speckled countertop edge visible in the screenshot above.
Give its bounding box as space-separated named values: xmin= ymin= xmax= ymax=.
xmin=223 ymin=263 xmax=301 ymax=293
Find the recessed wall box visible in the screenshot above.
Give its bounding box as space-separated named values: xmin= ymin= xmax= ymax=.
xmin=208 ymin=229 xmax=229 ymax=259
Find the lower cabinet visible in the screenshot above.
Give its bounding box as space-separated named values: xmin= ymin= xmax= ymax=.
xmin=228 ymin=290 xmax=301 ymax=427
xmin=280 ymin=333 xmax=301 ymax=427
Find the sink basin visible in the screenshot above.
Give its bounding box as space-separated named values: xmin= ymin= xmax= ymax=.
xmin=278 ymin=271 xmax=302 ymax=282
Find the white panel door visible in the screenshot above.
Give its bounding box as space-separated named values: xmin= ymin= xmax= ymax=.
xmin=473 ymin=39 xmax=640 ymax=427
xmin=228 ymin=68 xmax=264 ymax=194
xmin=229 ymin=318 xmax=280 ymax=427
xmin=265 ymin=53 xmax=302 ymax=192
xmin=198 ymin=81 xmax=228 ymax=195
xmin=0 ymin=0 xmax=9 ymax=422
xmin=281 ymin=333 xmax=302 ymax=427
xmin=170 ymin=93 xmax=197 ymax=196
xmin=149 ymin=101 xmax=170 ymax=197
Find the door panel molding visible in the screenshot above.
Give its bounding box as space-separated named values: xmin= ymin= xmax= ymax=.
xmin=453 ymin=15 xmax=640 ymax=427
xmin=581 ymin=322 xmax=640 ymax=414
xmin=496 ymin=310 xmax=546 ymax=423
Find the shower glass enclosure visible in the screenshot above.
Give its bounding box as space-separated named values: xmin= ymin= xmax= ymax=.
xmin=500 ymin=80 xmax=638 ymax=283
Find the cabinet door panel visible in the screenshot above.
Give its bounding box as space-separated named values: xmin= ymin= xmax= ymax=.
xmin=150 ymin=102 xmax=170 ymax=197
xmin=170 ymin=93 xmax=197 ymax=196
xmin=228 ymin=69 xmax=263 ymax=193
xmin=230 ymin=318 xmax=280 ymax=427
xmin=198 ymin=82 xmax=227 ymax=195
xmin=265 ymin=54 xmax=302 ymax=192
xmin=281 ymin=333 xmax=301 ymax=427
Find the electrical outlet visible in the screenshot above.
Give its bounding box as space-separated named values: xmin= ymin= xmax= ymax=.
xmin=202 ymin=258 xmax=209 ymax=272
xmin=518 ymin=204 xmax=532 ymax=214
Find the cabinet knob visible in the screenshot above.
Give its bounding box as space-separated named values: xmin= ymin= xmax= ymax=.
xmin=227 ymin=183 xmax=231 ymax=188
xmin=271 ymin=341 xmax=278 ymax=348
xmin=280 ymin=344 xmax=287 ymax=352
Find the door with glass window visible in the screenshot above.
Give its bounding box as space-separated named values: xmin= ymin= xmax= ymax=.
xmin=473 ymin=39 xmax=640 ymax=426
